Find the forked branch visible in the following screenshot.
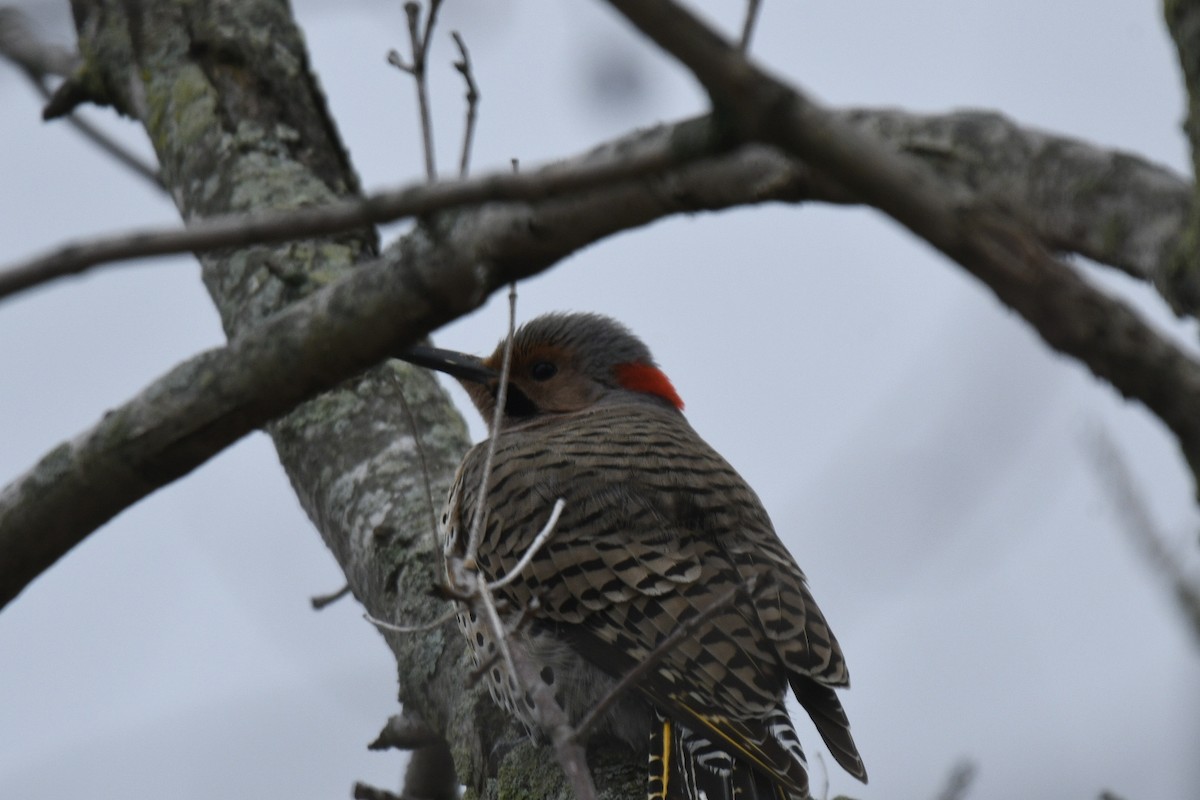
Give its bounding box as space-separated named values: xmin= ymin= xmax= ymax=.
xmin=604 ymin=0 xmax=1200 ymax=488
xmin=388 ymin=0 xmax=446 ymax=180
xmin=451 ymin=31 xmax=481 ymax=177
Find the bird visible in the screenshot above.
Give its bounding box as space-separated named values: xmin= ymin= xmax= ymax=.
xmin=400 ymin=312 xmax=867 ymax=800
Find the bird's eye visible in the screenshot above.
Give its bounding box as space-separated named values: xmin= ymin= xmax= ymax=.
xmin=530 ymin=361 xmax=558 ymax=381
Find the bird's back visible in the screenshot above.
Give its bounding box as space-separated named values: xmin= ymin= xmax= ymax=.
xmin=442 ymin=401 xmax=866 ymax=798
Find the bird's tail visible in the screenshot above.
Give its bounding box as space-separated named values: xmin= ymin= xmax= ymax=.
xmin=647 ymin=712 xmax=806 ymax=800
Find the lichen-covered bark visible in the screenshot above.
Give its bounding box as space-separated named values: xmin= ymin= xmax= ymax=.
xmin=64 ymin=1 xmax=641 ymax=798
xmin=842 ymin=109 xmax=1189 ymax=299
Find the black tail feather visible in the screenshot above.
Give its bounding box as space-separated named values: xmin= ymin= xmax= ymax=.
xmin=790 ymin=678 xmax=868 ymax=784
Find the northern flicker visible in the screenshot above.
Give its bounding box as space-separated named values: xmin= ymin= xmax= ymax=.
xmin=401 ymin=312 xmax=867 ymax=800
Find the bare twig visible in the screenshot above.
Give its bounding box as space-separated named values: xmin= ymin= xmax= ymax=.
xmin=739 ymin=0 xmax=763 ymax=53
xmin=310 ymin=583 xmax=352 ymax=609
xmin=419 ymin=0 xmax=443 ymax=68
xmin=429 ymin=293 xmax=594 ymax=797
xmin=409 ymin=288 xmax=593 ymax=795
xmin=573 ymin=575 xmax=759 ymax=742
xmin=394 ymin=385 xmax=441 ymax=550
xmin=454 ymin=287 xmax=521 ymax=692
xmin=385 ymin=50 xmax=409 ymax=71
xmin=369 ymin=711 xmax=441 ymax=751
xmin=54 ymin=103 xmax=163 ymax=189
xmin=488 ymin=498 xmax=566 ymax=590
xmin=408 ymin=1 xmax=438 ymax=181
xmin=464 ymin=284 xmax=518 ymax=564
xmin=364 ymin=606 xmax=459 ymax=634
xmin=389 ymin=0 xmax=444 ymax=181
xmin=451 ymin=31 xmax=480 ymax=178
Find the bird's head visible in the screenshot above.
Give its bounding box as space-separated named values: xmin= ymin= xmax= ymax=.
xmin=400 ymin=312 xmax=684 ymax=431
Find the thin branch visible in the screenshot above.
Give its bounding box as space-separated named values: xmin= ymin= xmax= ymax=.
xmin=310 ymin=583 xmax=352 ymax=609
xmin=739 ymin=0 xmax=763 ymax=53
xmin=488 ymin=498 xmax=566 ymax=590
xmin=53 ymin=100 xmax=163 ymax=189
xmin=0 ymin=8 xmax=78 ymax=77
xmin=573 ymin=575 xmax=758 ymax=742
xmin=464 ymin=284 xmax=518 ymax=565
xmin=395 ymin=384 xmax=442 ymax=552
xmin=413 ymin=288 xmax=596 ymax=795
xmin=386 ymin=49 xmax=411 ymax=72
xmin=451 ymin=31 xmax=480 ymax=178
xmin=420 ymin=0 xmax=444 ymax=64
xmin=427 ymin=302 xmax=586 ymax=795
xmin=369 ymin=711 xmax=441 ymax=751
xmin=364 ymin=607 xmax=459 ymax=634
xmin=0 ymin=7 xmax=162 ymax=190
xmin=441 ymin=291 xmax=523 ymax=761
xmin=404 ymin=0 xmax=443 ymax=181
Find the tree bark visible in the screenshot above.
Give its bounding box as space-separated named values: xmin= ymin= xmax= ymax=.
xmin=60 ymin=0 xmax=638 ymax=797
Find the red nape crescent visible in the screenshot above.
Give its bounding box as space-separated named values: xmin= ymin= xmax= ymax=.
xmin=615 ymin=362 xmax=685 ymax=410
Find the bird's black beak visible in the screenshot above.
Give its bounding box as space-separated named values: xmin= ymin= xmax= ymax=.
xmin=397 ymin=344 xmax=497 ymax=385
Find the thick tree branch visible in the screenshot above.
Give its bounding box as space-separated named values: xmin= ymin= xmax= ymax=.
xmin=0 ymin=238 xmax=479 ymax=610
xmin=10 ymin=98 xmax=1195 ymax=607
xmin=606 ymin=0 xmax=1200 ymax=489
xmin=842 ymin=109 xmax=1189 ymax=294
xmin=0 ymin=145 xmax=682 ymax=302
xmin=1 ymin=109 xmax=1187 ymax=308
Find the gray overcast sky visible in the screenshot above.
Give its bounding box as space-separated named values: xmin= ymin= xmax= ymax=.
xmin=2 ymin=2 xmax=1198 ymax=799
